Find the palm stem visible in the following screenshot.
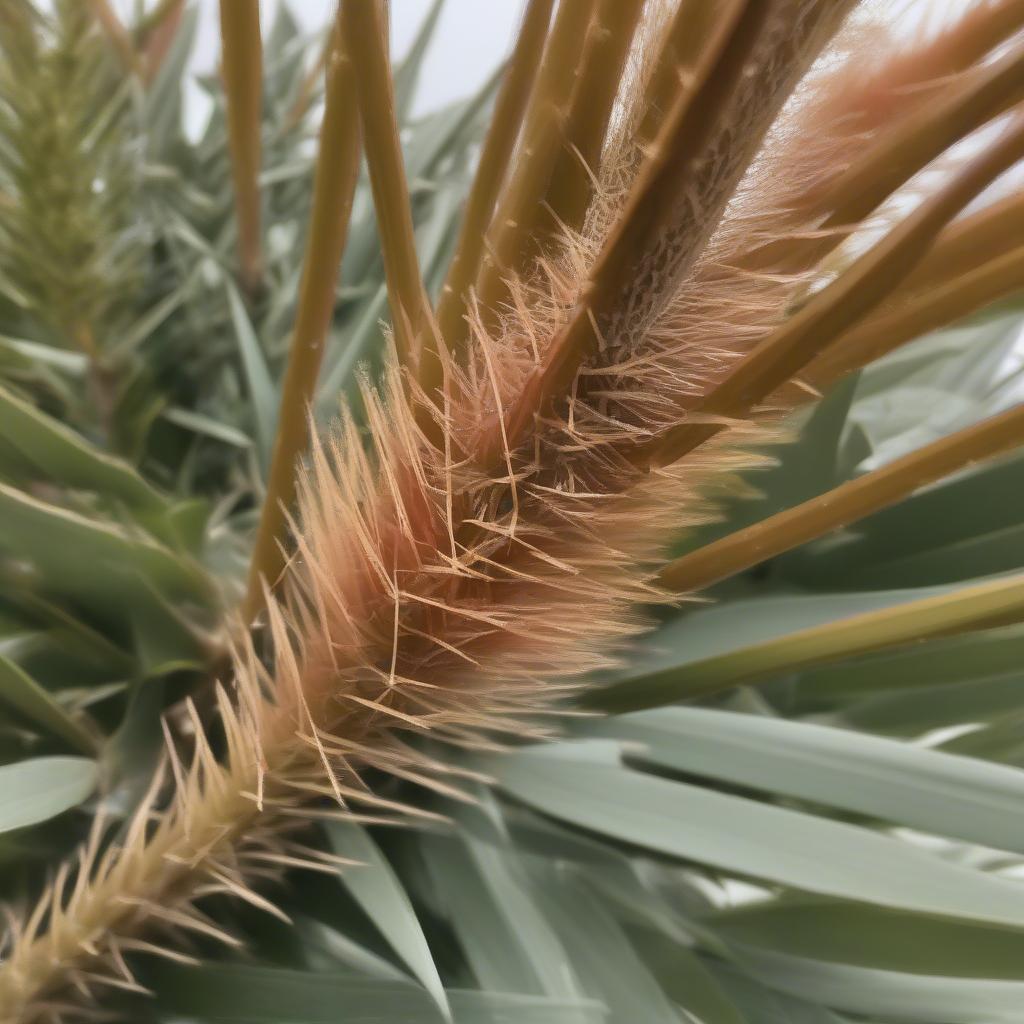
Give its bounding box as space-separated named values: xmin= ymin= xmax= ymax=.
xmin=435 ymin=0 xmax=554 ymax=360
xmin=636 ymin=0 xmax=730 ymax=146
xmin=244 ymin=16 xmax=361 ymax=622
xmin=807 ymin=243 xmax=1024 ymax=388
xmin=341 ymin=0 xmax=432 ymax=387
xmin=471 ymin=0 xmax=598 ymax=327
xmin=900 ymin=191 xmax=1024 ymax=293
xmin=751 ymin=37 xmax=1024 ymax=273
xmin=542 ymin=0 xmax=646 ymax=237
xmin=219 ymin=0 xmax=264 ymax=297
xmin=587 ymin=573 xmax=1024 ymax=713
xmin=817 ymin=42 xmax=1024 ymax=224
xmin=917 ymin=0 xmax=1024 ymax=79
xmin=475 ymin=0 xmax=761 ymax=469
xmin=659 ymin=404 xmax=1024 ymax=593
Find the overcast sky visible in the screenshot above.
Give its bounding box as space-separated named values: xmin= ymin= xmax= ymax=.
xmin=105 ymin=2 xmax=952 ymax=138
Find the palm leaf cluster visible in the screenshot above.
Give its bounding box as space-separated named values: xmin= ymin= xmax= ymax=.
xmin=0 ymin=2 xmax=1023 ymax=1023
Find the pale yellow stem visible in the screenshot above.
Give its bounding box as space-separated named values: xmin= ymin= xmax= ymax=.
xmin=475 ymin=0 xmax=758 ymax=470
xmin=636 ymin=0 xmax=729 ymax=147
xmin=807 ymin=242 xmax=1024 ymax=390
xmin=542 ymin=0 xmax=646 ymax=237
xmin=219 ymin=0 xmax=264 ymax=297
xmin=588 ymin=574 xmax=1024 ymax=713
xmin=244 ymin=16 xmax=362 ymax=622
xmin=659 ymin=405 xmax=1024 ymax=593
xmin=751 ymin=38 xmax=1024 ymax=273
xmin=471 ymin=0 xmax=598 ymax=324
xmin=341 ymin=0 xmax=432 ymax=386
xmin=900 ymin=191 xmax=1024 ymax=293
xmin=435 ymin=0 xmax=555 ymax=360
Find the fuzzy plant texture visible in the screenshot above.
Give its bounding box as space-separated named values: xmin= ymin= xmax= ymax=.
xmin=2 ymin=0 xmax=1024 ymax=1021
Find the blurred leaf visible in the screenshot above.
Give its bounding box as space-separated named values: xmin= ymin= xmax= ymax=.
xmin=0 ymin=653 xmax=97 ymax=753
xmin=852 ymin=310 xmax=1024 ymax=461
xmin=150 ymin=962 xmax=437 ymax=1022
xmin=0 ymin=481 xmax=213 ymax=610
xmin=318 ymin=283 xmax=388 ymax=406
xmin=522 ymin=867 xmax=684 ymax=1024
xmin=710 ymin=899 xmax=1024 ymax=979
xmin=938 ymin=707 xmax=1024 ymax=764
xmin=150 ymin=961 xmax=604 ymax=1023
xmin=788 ymin=451 xmax=1024 ymax=589
xmin=686 ymin=374 xmax=861 ymax=551
xmin=585 ymin=707 xmax=1024 ymax=852
xmin=162 ymin=405 xmax=253 ymax=449
xmin=624 ymin=926 xmax=749 ymax=1024
xmin=142 ymin=7 xmax=197 ymax=158
xmin=808 ymin=452 xmax=1024 ymax=567
xmin=832 ymin=671 xmax=1024 ymax=738
xmin=708 ymin=965 xmax=851 ymax=1024
xmin=326 ymin=821 xmax=449 ymax=1019
xmin=487 ymin=744 xmax=1024 ymax=929
xmin=794 ymin=621 xmax=1024 ymax=704
xmin=103 ymin=678 xmax=166 ymax=810
xmin=420 ymin=831 xmax=579 ymax=999
xmin=447 ymin=991 xmax=606 ymax=1024
xmin=821 ymin=521 xmax=1024 ymax=590
xmin=394 ymin=0 xmax=445 ymax=124
xmin=225 ymin=281 xmax=276 ymax=465
xmin=0 ymin=335 xmax=87 ymax=376
xmin=107 ymin=285 xmax=189 ymax=363
xmin=0 ymin=756 xmax=96 ymax=833
xmin=126 ymin=585 xmax=208 ymax=677
xmin=0 ymin=381 xmax=168 ymax=513
xmin=406 ymin=68 xmax=501 ymax=182
xmin=724 ymin=942 xmax=1024 ymax=1024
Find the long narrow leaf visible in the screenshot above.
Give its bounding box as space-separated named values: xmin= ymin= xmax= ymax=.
xmin=585 ymin=707 xmax=1024 ymax=853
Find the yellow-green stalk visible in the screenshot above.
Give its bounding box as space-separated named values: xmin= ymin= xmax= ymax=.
xmin=649 ymin=114 xmax=1024 ymax=469
xmin=435 ymin=0 xmax=555 ymax=360
xmin=470 ymin=0 xmax=598 ymax=326
xmin=244 ymin=13 xmax=362 ymax=622
xmin=589 ymin=574 xmax=1024 ymax=712
xmin=659 ymin=405 xmax=1024 ymax=593
xmin=341 ymin=0 xmax=433 ymax=385
xmin=219 ymin=0 xmax=264 ymax=297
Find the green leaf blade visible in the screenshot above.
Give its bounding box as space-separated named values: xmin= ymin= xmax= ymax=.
xmin=327 ymin=821 xmax=450 ymax=1020
xmin=0 ymin=756 xmax=97 ymax=834
xmin=486 ymin=745 xmax=1024 ymax=931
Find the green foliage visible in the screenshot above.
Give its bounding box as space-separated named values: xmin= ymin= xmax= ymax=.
xmin=1 ymin=3 xmax=1024 ymax=1023
xmin=0 ymin=1 xmax=142 ymax=359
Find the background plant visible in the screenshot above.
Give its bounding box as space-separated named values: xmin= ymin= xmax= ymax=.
xmin=0 ymin=2 xmax=1023 ymax=1023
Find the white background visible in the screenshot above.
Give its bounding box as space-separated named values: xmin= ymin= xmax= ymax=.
xmin=131 ymin=0 xmax=524 ymax=134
